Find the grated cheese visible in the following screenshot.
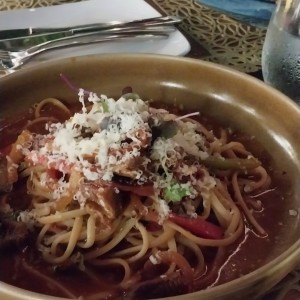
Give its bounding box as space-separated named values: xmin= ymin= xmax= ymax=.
xmin=18 ymin=91 xmax=220 ymax=223
xmin=29 ymin=94 xmax=152 ymax=183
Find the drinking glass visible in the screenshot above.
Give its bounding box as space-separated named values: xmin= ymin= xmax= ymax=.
xmin=262 ymin=0 xmax=300 ymax=103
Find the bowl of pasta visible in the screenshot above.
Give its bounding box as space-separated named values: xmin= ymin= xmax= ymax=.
xmin=0 ymin=54 xmax=299 ymax=300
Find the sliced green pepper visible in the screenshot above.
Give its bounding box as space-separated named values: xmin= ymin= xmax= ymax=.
xmin=201 ymin=157 xmax=261 ymax=171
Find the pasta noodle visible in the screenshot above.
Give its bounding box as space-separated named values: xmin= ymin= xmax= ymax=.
xmin=0 ymin=89 xmax=273 ymax=299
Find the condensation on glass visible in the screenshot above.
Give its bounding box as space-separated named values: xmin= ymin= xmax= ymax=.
xmin=262 ymin=0 xmax=300 ymax=103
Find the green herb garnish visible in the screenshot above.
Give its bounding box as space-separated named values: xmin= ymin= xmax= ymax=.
xmin=164 ymin=183 xmax=191 ymax=203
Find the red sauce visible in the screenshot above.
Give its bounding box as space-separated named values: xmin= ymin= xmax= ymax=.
xmin=0 ymin=101 xmax=295 ymax=299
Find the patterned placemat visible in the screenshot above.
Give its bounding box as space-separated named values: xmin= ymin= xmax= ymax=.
xmin=0 ymin=0 xmax=266 ymax=73
xmin=0 ymin=0 xmax=80 ymax=9
xmin=152 ymin=0 xmax=266 ymax=73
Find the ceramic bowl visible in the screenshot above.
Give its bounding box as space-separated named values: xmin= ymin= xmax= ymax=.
xmin=0 ymin=54 xmax=299 ymax=300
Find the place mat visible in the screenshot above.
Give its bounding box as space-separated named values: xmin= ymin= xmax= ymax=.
xmin=0 ymin=0 xmax=79 ymax=9
xmin=152 ymin=0 xmax=266 ymax=73
xmin=0 ymin=0 xmax=266 ymax=73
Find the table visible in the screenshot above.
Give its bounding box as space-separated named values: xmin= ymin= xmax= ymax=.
xmin=0 ymin=1 xmax=299 ymax=299
xmin=0 ymin=0 xmax=266 ymax=74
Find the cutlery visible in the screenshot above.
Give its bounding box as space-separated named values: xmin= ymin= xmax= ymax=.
xmin=0 ymin=16 xmax=182 ymax=40
xmin=0 ymin=32 xmax=168 ymax=71
xmin=0 ymin=26 xmax=176 ymax=50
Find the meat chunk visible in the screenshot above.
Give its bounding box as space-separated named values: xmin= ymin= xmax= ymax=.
xmin=96 ymin=187 xmax=121 ymax=219
xmin=128 ymin=274 xmax=189 ymax=299
xmin=0 ymin=155 xmax=10 ymax=192
xmin=83 ymin=184 xmax=123 ymax=230
xmin=111 ymin=157 xmax=147 ymax=179
xmin=0 ymin=217 xmax=29 ymax=251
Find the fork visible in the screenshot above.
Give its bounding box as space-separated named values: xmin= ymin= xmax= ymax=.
xmin=0 ymin=31 xmax=168 ymax=70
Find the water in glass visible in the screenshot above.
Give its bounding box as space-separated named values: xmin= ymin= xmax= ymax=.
xmin=262 ymin=0 xmax=300 ymax=103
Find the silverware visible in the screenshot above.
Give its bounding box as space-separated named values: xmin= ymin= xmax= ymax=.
xmin=0 ymin=16 xmax=182 ymax=40
xmin=0 ymin=32 xmax=168 ymax=71
xmin=0 ymin=26 xmax=176 ymax=50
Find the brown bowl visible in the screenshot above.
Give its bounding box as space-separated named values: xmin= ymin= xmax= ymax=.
xmin=0 ymin=54 xmax=300 ymax=300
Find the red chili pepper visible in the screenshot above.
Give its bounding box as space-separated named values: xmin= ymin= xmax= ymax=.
xmin=168 ymin=213 xmax=223 ymax=240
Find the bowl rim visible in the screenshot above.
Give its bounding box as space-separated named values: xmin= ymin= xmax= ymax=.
xmin=0 ymin=53 xmax=300 ymax=300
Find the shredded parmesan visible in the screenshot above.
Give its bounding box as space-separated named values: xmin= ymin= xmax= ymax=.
xmin=18 ymin=92 xmax=219 ymax=223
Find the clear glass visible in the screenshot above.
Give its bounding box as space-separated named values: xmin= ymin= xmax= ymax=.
xmin=262 ymin=0 xmax=300 ymax=103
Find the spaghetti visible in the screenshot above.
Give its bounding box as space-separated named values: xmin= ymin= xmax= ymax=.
xmin=0 ymin=89 xmax=271 ymax=299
